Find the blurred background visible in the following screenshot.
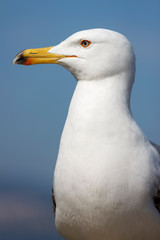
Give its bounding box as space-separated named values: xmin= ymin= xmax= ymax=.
xmin=1 ymin=0 xmax=160 ymax=239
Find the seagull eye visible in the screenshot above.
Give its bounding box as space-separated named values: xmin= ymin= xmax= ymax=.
xmin=81 ymin=40 xmax=91 ymax=48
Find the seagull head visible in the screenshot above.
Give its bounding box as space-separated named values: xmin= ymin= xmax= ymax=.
xmin=13 ymin=29 xmax=135 ymax=81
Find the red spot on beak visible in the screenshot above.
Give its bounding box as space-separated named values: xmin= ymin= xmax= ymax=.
xmin=25 ymin=59 xmax=33 ymax=66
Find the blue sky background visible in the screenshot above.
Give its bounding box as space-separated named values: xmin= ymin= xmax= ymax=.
xmin=1 ymin=0 xmax=160 ymax=239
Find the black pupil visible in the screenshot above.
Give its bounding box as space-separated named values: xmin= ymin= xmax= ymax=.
xmin=83 ymin=41 xmax=88 ymax=46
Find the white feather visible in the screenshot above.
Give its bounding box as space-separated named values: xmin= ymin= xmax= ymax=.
xmin=51 ymin=29 xmax=160 ymax=240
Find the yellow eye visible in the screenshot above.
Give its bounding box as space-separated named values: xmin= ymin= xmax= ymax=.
xmin=81 ymin=40 xmax=91 ymax=48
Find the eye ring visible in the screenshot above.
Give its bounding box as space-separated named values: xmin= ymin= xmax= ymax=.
xmin=80 ymin=40 xmax=91 ymax=48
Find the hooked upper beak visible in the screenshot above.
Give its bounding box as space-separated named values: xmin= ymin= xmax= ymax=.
xmin=13 ymin=46 xmax=77 ymax=66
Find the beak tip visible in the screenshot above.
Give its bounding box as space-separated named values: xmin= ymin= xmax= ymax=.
xmin=13 ymin=51 xmax=26 ymax=65
xmin=13 ymin=58 xmax=17 ymax=65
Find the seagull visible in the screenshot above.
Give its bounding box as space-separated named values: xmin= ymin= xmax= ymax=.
xmin=14 ymin=29 xmax=160 ymax=240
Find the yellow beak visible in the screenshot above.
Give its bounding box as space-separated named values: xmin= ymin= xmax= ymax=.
xmin=13 ymin=46 xmax=76 ymax=66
